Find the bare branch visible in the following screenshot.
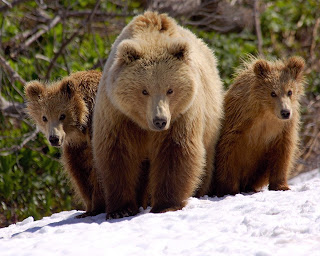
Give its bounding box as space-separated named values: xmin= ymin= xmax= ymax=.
xmin=310 ymin=17 xmax=320 ymax=63
xmin=254 ymin=0 xmax=264 ymax=57
xmin=182 ymin=0 xmax=254 ymax=34
xmin=45 ymin=0 xmax=101 ymax=79
xmin=10 ymin=15 xmax=62 ymax=58
xmin=0 ymin=0 xmax=33 ymax=12
xmin=1 ymin=0 xmax=12 ymax=8
xmin=0 ymin=54 xmax=25 ymax=85
xmin=64 ymin=10 xmax=132 ymax=18
xmin=0 ymin=94 xmax=26 ymax=117
xmin=0 ymin=127 xmax=39 ymax=155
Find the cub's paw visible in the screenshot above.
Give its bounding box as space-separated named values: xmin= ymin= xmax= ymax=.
xmin=269 ymin=184 xmax=290 ymax=191
xmin=106 ymin=207 xmax=139 ymax=220
xmin=75 ymin=210 xmax=103 ymax=219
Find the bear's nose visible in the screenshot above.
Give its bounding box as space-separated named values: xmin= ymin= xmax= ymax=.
xmin=280 ymin=109 xmax=291 ymax=119
xmin=49 ymin=135 xmax=60 ymax=146
xmin=153 ymin=117 xmax=167 ymax=130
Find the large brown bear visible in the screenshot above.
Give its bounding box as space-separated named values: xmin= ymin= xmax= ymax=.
xmin=25 ymin=71 xmax=105 ymax=217
xmin=92 ymin=11 xmax=224 ymax=219
xmin=212 ymin=56 xmax=305 ymax=197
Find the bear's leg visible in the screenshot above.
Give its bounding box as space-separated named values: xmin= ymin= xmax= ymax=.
xmin=244 ymin=159 xmax=269 ymax=193
xmin=84 ymin=168 xmax=105 ymax=217
xmin=102 ymin=145 xmax=142 ymax=219
xmin=267 ymin=156 xmax=291 ymax=191
xmin=195 ymin=142 xmax=215 ymax=197
xmin=267 ymin=133 xmax=293 ymax=191
xmin=63 ymin=144 xmax=95 ymax=216
xmin=93 ymin=121 xmax=147 ymax=219
xmin=76 ymin=184 xmax=105 ymax=219
xmin=149 ymin=128 xmax=205 ymax=213
xmin=136 ymin=159 xmax=150 ymax=209
xmin=212 ymin=143 xmax=241 ymax=197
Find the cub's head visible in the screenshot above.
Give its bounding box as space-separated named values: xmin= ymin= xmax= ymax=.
xmin=107 ymin=37 xmax=197 ymax=131
xmin=252 ymin=56 xmax=305 ymax=120
xmin=25 ymin=78 xmax=88 ymax=147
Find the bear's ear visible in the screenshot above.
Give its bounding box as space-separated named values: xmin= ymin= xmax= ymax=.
xmin=253 ymin=60 xmax=271 ymax=79
xmin=286 ymin=56 xmax=305 ymax=80
xmin=60 ymin=79 xmax=75 ymax=99
xmin=25 ymin=81 xmax=44 ymax=101
xmin=117 ymin=40 xmax=141 ymax=64
xmin=168 ymin=40 xmax=189 ymax=61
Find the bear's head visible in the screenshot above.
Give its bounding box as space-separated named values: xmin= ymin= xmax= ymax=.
xmin=25 ymin=78 xmax=88 ymax=147
xmin=252 ymin=56 xmax=305 ymax=120
xmin=107 ymin=37 xmax=197 ymax=131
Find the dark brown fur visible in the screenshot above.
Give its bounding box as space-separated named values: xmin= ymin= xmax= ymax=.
xmin=212 ymin=56 xmax=305 ymax=197
xmin=25 ymin=71 xmax=105 ymax=217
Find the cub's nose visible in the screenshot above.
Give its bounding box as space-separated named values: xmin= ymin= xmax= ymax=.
xmin=280 ymin=109 xmax=291 ymax=119
xmin=49 ymin=135 xmax=60 ymax=146
xmin=153 ymin=117 xmax=167 ymax=130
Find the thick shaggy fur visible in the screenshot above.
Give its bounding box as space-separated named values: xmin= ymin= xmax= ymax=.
xmin=25 ymin=71 xmax=105 ymax=217
xmin=212 ymin=56 xmax=305 ymax=197
xmin=93 ymin=11 xmax=223 ymax=218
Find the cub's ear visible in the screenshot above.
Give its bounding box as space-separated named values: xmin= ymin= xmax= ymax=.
xmin=168 ymin=40 xmax=190 ymax=61
xmin=117 ymin=40 xmax=141 ymax=64
xmin=25 ymin=81 xmax=44 ymax=101
xmin=253 ymin=60 xmax=271 ymax=79
xmin=61 ymin=79 xmax=75 ymax=99
xmin=286 ymin=56 xmax=305 ymax=80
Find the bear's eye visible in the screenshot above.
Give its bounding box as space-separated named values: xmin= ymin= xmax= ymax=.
xmin=288 ymin=90 xmax=292 ymax=96
xmin=42 ymin=116 xmax=47 ymax=122
xmin=142 ymin=90 xmax=149 ymax=95
xmin=59 ymin=114 xmax=66 ymax=121
xmin=167 ymin=89 xmax=173 ymax=95
xmin=271 ymin=92 xmax=277 ymax=98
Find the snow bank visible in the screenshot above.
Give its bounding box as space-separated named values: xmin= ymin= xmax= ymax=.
xmin=1 ymin=169 xmax=320 ymax=256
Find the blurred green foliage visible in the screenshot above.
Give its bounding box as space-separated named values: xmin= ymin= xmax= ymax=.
xmin=0 ymin=0 xmax=319 ymax=227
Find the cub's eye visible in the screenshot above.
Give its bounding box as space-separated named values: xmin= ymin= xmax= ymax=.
xmin=167 ymin=89 xmax=173 ymax=95
xmin=142 ymin=90 xmax=149 ymax=95
xmin=271 ymin=92 xmax=277 ymax=98
xmin=288 ymin=90 xmax=292 ymax=96
xmin=59 ymin=114 xmax=66 ymax=121
xmin=42 ymin=116 xmax=47 ymax=122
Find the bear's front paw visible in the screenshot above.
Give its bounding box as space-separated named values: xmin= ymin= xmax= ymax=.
xmin=106 ymin=207 xmax=139 ymax=220
xmin=150 ymin=203 xmax=184 ymax=214
xmin=75 ymin=210 xmax=104 ymax=219
xmin=269 ymin=184 xmax=290 ymax=191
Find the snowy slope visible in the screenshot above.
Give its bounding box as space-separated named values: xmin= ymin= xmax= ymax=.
xmin=1 ymin=169 xmax=320 ymax=256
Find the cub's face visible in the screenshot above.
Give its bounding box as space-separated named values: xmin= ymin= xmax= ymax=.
xmin=108 ymin=38 xmax=197 ymax=131
xmin=25 ymin=80 xmax=87 ymax=147
xmin=253 ymin=56 xmax=305 ymax=120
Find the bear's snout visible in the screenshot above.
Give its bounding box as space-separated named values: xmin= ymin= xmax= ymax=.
xmin=153 ymin=117 xmax=167 ymax=130
xmin=49 ymin=135 xmax=61 ymax=147
xmin=280 ymin=109 xmax=291 ymax=119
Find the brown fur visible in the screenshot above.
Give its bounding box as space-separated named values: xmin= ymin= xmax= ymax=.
xmin=25 ymin=70 xmax=105 ymax=217
xmin=93 ymin=11 xmax=224 ymax=219
xmin=212 ymin=56 xmax=305 ymax=197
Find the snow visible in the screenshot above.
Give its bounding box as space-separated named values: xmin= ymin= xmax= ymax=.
xmin=1 ymin=169 xmax=320 ymax=256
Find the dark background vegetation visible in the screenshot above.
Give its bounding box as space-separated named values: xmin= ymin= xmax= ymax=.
xmin=0 ymin=0 xmax=319 ymax=228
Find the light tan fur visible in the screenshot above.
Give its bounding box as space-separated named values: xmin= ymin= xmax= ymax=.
xmin=25 ymin=71 xmax=105 ymax=217
xmin=212 ymin=56 xmax=305 ymax=196
xmin=93 ymin=11 xmax=224 ymax=218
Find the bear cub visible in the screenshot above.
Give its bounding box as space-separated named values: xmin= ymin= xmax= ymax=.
xmin=25 ymin=70 xmax=105 ymax=217
xmin=213 ymin=56 xmax=305 ymax=197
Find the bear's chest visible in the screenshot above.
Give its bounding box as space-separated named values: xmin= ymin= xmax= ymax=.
xmin=246 ymin=114 xmax=285 ymax=148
